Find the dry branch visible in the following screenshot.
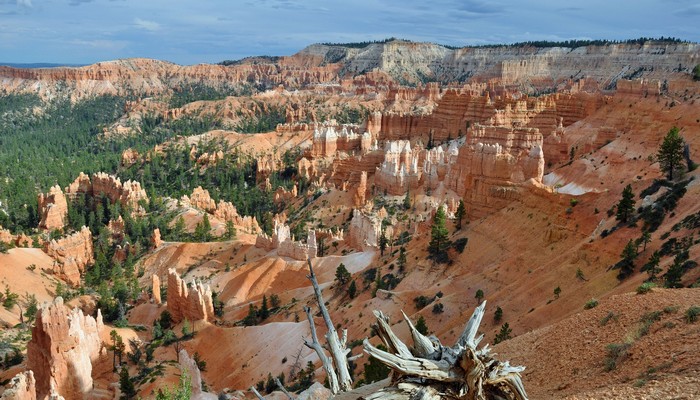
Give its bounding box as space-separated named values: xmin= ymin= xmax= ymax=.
xmin=363 ymin=301 xmax=528 ymax=400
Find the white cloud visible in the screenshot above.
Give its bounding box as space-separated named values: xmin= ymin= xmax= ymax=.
xmin=134 ymin=18 xmax=160 ymax=32
xmin=17 ymin=0 xmax=32 ymax=7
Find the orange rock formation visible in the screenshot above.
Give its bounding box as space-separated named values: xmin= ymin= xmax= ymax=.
xmin=27 ymin=297 xmax=104 ymax=400
xmin=43 ymin=226 xmax=94 ymax=286
xmin=166 ymin=268 xmax=214 ymax=323
xmin=37 ymin=185 xmax=68 ymax=232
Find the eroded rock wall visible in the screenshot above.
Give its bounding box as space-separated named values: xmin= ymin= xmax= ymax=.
xmin=43 ymin=226 xmax=94 ymax=286
xmin=27 ymin=297 xmax=103 ymax=400
xmin=37 ymin=185 xmax=68 ymax=232
xmin=166 ymin=268 xmax=214 ymax=323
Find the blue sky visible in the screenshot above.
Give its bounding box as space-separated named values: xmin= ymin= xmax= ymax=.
xmin=1 ymin=0 xmax=699 ymax=65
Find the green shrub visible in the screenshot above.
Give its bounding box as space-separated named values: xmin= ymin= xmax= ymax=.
xmin=685 ymin=306 xmax=700 ymax=323
xmin=636 ymin=282 xmax=656 ymax=294
xmin=584 ymin=298 xmax=599 ymax=310
xmin=604 ymin=342 xmax=631 ymax=371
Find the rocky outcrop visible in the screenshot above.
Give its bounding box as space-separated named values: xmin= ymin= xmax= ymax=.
xmin=107 ymin=216 xmax=125 ymax=243
xmin=27 ymin=297 xmax=104 ymax=400
xmin=151 ymin=228 xmax=163 ymax=249
xmin=120 ymin=148 xmax=140 ymax=167
xmin=445 ymin=124 xmax=544 ymax=218
xmin=255 ymin=221 xmax=318 ymax=260
xmin=213 ymin=200 xmax=261 ymax=234
xmin=297 ymin=382 xmax=332 ymax=400
xmin=273 ymin=185 xmax=298 ymax=205
xmin=353 ymin=171 xmax=368 ymax=207
xmin=1 ymin=371 xmax=37 ymax=400
xmin=166 ymin=268 xmax=214 ymax=323
xmin=65 ymin=172 xmax=148 ymax=214
xmin=311 ymin=122 xmax=376 ymax=158
xmin=38 ymin=185 xmax=68 ymax=232
xmin=0 ymin=225 xmax=13 ymax=244
xmin=179 ymin=350 xmax=217 ymax=400
xmin=152 ymin=274 xmax=162 ymax=304
xmin=181 ymin=186 xmax=216 ymax=213
xmin=347 ymin=209 xmax=382 ymax=250
xmin=43 ymin=226 xmax=94 ymax=286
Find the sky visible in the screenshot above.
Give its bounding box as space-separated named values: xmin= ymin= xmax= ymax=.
xmin=0 ymin=0 xmax=699 ymax=65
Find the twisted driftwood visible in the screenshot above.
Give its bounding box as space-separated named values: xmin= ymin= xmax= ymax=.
xmin=363 ymin=302 xmax=528 ymax=400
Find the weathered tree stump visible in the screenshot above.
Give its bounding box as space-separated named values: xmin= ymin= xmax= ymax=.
xmin=363 ymin=302 xmax=528 ymax=400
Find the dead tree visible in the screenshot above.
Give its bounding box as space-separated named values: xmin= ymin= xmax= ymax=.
xmin=275 ymin=377 xmax=295 ymax=400
xmin=363 ymin=301 xmax=528 ymax=400
xmin=303 ymin=258 xmax=356 ymax=394
xmin=249 ymin=386 xmax=265 ymax=400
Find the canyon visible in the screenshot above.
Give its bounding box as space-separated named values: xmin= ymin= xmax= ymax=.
xmin=0 ymin=39 xmax=699 ymax=399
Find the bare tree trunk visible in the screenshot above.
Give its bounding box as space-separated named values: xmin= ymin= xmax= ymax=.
xmin=250 ymin=386 xmax=265 ymax=400
xmin=306 ymin=258 xmax=353 ymax=391
xmin=303 ymin=306 xmax=340 ymax=394
xmin=275 ymin=377 xmax=295 ymax=400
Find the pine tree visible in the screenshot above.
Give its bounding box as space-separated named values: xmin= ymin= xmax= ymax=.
xmin=493 ymin=323 xmax=512 ymax=344
xmin=224 ymin=220 xmax=236 ymax=240
xmin=657 ymin=126 xmax=686 ymax=180
xmin=348 ymin=280 xmax=357 ymax=299
xmin=335 ymin=263 xmax=351 ymax=286
xmin=397 ymin=246 xmax=407 ymax=274
xmin=475 ymin=289 xmax=484 ymax=303
xmin=644 ymin=251 xmax=661 ymax=282
xmin=494 ymin=306 xmax=503 ymax=323
xmin=415 ymin=315 xmax=429 ymax=335
xmin=119 ymin=366 xmax=137 ymax=399
xmin=618 ymin=239 xmax=638 ymax=279
xmin=403 ymin=189 xmax=411 ymax=210
xmin=455 ymin=199 xmax=466 ymax=231
xmin=379 ymin=228 xmax=388 ymax=256
xmin=616 ymin=184 xmax=635 ymax=223
xmin=428 ymin=206 xmax=451 ymax=263
xmin=259 ymin=295 xmax=269 ymax=320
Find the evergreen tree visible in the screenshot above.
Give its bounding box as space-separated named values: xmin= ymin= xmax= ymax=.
xmin=363 ymin=344 xmax=391 ymax=383
xmin=475 ymin=289 xmax=484 ymax=303
xmin=641 ymin=231 xmax=651 ymax=251
xmin=397 ymin=246 xmax=407 ymax=274
xmin=348 ymin=280 xmax=357 ymax=299
xmin=335 ymin=263 xmax=351 ymax=286
xmin=379 ymin=228 xmax=388 ymax=256
xmin=224 ymin=220 xmax=236 ymax=240
xmin=119 ymin=366 xmax=137 ymax=399
xmin=455 ymin=199 xmax=466 ymax=231
xmin=259 ymin=295 xmax=269 ymax=320
xmin=644 ymin=251 xmax=661 ymax=281
xmin=428 ymin=206 xmax=451 ymax=263
xmin=618 ymin=239 xmax=638 ymax=279
xmin=657 ymin=126 xmax=686 ymax=180
xmin=664 ymin=255 xmax=684 ymax=288
xmin=616 ymin=184 xmax=636 ymax=223
xmin=415 ymin=315 xmax=429 ymax=335
xmin=494 ymin=306 xmax=503 ymax=323
xmin=493 ymin=323 xmax=512 ymax=344
xmin=403 ymin=190 xmax=411 ymax=210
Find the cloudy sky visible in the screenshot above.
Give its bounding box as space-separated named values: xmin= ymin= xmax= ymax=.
xmin=1 ymin=0 xmax=699 ymax=65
